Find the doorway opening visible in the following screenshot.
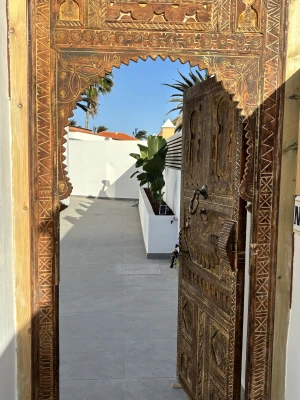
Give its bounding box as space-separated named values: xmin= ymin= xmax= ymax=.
xmin=59 ymin=59 xmax=207 ymax=400
xmin=58 ymin=58 xmax=251 ymax=399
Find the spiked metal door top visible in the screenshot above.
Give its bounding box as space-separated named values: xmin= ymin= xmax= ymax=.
xmin=177 ymin=78 xmax=246 ymax=399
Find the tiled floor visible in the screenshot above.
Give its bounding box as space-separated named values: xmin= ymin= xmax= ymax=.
xmin=59 ymin=196 xmax=186 ymax=400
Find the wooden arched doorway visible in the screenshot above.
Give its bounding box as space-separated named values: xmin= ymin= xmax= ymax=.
xmin=28 ymin=0 xmax=288 ymax=398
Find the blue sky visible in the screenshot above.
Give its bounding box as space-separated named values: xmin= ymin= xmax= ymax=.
xmin=72 ymin=59 xmax=204 ymax=135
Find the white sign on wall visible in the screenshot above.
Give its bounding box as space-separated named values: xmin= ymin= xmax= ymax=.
xmin=294 ymin=196 xmax=300 ymax=234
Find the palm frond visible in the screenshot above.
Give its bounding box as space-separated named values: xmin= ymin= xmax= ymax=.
xmin=167 ymin=98 xmax=183 ymax=103
xmin=75 ymin=102 xmax=88 ymax=112
xmin=196 ymin=69 xmax=206 ymax=82
xmin=163 ymin=68 xmax=208 ymax=122
xmin=189 ymin=70 xmax=202 ymax=85
xmin=173 ymin=80 xmax=190 ymax=88
xmin=175 ymin=123 xmax=183 ymax=133
xmin=165 ymin=105 xmax=183 ymax=116
xmin=76 ymin=72 xmax=114 ymax=126
xmin=69 ymin=119 xmax=77 ymax=126
xmin=163 ymin=83 xmax=186 ymax=92
xmin=170 ymin=93 xmax=183 ymax=98
xmin=177 ymin=69 xmax=194 ymax=87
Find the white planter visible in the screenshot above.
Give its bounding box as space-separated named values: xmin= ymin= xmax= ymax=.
xmin=138 ymin=187 xmax=178 ymax=258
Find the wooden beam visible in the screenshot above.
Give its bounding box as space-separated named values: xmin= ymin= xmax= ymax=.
xmin=8 ymin=0 xmax=32 ymax=398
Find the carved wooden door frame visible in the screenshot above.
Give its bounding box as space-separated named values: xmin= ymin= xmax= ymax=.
xmin=28 ymin=0 xmax=288 ymax=399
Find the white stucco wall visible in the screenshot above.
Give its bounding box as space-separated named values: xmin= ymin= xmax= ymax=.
xmin=163 ymin=166 xmax=181 ymax=237
xmin=286 ymin=233 xmax=300 ymax=400
xmin=68 ymin=140 xmax=143 ymax=199
xmin=0 ymin=3 xmax=16 ymax=399
xmin=280 ymin=1 xmax=300 ymax=399
xmin=62 ymin=129 xmax=71 ymax=207
xmin=139 ymin=188 xmax=178 ymax=255
xmin=69 ymin=130 xmax=107 ymax=141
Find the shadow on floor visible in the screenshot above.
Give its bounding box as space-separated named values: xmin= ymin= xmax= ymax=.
xmin=59 ymin=196 xmax=186 ymax=400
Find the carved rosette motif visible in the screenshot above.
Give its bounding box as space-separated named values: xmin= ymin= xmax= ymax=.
xmin=29 ymin=0 xmax=288 ymax=398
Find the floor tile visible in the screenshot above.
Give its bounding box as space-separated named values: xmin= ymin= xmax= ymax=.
xmin=124 ymin=311 xmax=177 ymax=339
xmin=81 ymin=232 xmax=125 ymax=247
xmin=84 ymin=245 xmax=124 ymax=264
xmin=118 ymin=264 xmax=161 ymax=275
xmin=61 ymin=273 xmax=124 ymax=293
xmin=60 ymin=340 xmax=125 ymax=380
xmin=60 ymin=250 xmax=85 ymax=266
xmin=122 ymin=236 xmax=144 ymax=247
xmin=124 ymin=379 xmax=187 ymax=400
xmin=124 ymin=246 xmax=154 ymax=264
xmin=60 ymin=312 xmax=125 ymax=341
xmin=60 ymin=379 xmax=125 ymax=400
xmin=124 ymin=275 xmax=178 ymax=291
xmin=125 ymin=339 xmax=177 ymax=379
xmin=60 ymin=338 xmax=124 ymax=353
xmin=59 ymin=266 xmax=78 ymax=282
xmin=60 ymin=290 xmax=125 ymax=314
xmin=124 ymin=290 xmax=177 ymax=312
xmin=68 ymin=262 xmax=120 ymax=276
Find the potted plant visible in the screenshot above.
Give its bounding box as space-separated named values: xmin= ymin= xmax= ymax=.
xmin=130 ymin=135 xmax=168 ymax=215
xmin=130 ymin=135 xmax=178 ymax=258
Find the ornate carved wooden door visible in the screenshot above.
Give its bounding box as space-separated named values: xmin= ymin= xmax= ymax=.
xmin=177 ymin=78 xmax=246 ymax=400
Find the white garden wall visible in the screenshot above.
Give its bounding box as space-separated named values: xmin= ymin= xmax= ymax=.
xmin=62 ymin=130 xmax=70 ymax=207
xmin=68 ymin=140 xmax=142 ymax=199
xmin=139 ymin=187 xmax=178 ymax=257
xmin=163 ymin=166 xmax=181 ymax=238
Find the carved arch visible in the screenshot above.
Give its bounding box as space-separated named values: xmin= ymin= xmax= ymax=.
xmin=55 ymin=51 xmax=259 ymax=200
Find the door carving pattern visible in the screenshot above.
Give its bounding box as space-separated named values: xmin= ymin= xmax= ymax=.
xmin=29 ymin=0 xmax=287 ymax=398
xmin=178 ymin=79 xmax=245 ymax=399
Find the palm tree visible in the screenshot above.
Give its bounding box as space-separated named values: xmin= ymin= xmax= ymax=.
xmin=69 ymin=119 xmax=77 ymax=126
xmin=132 ymin=128 xmax=148 ymax=140
xmin=97 ymin=125 xmax=108 ymax=133
xmin=163 ymin=68 xmax=208 ymax=132
xmin=76 ymin=72 xmax=114 ymax=129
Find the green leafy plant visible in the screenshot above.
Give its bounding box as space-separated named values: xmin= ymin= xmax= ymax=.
xmin=130 ymin=135 xmax=168 ymax=206
xmin=132 ymin=128 xmax=148 ymax=140
xmin=76 ymin=72 xmax=114 ymax=129
xmin=69 ymin=119 xmax=77 ymax=126
xmin=97 ymin=125 xmax=108 ymax=132
xmin=163 ymin=68 xmax=208 ymax=132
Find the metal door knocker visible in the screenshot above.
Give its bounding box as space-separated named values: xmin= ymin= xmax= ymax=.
xmin=189 ymin=185 xmax=208 ymax=215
